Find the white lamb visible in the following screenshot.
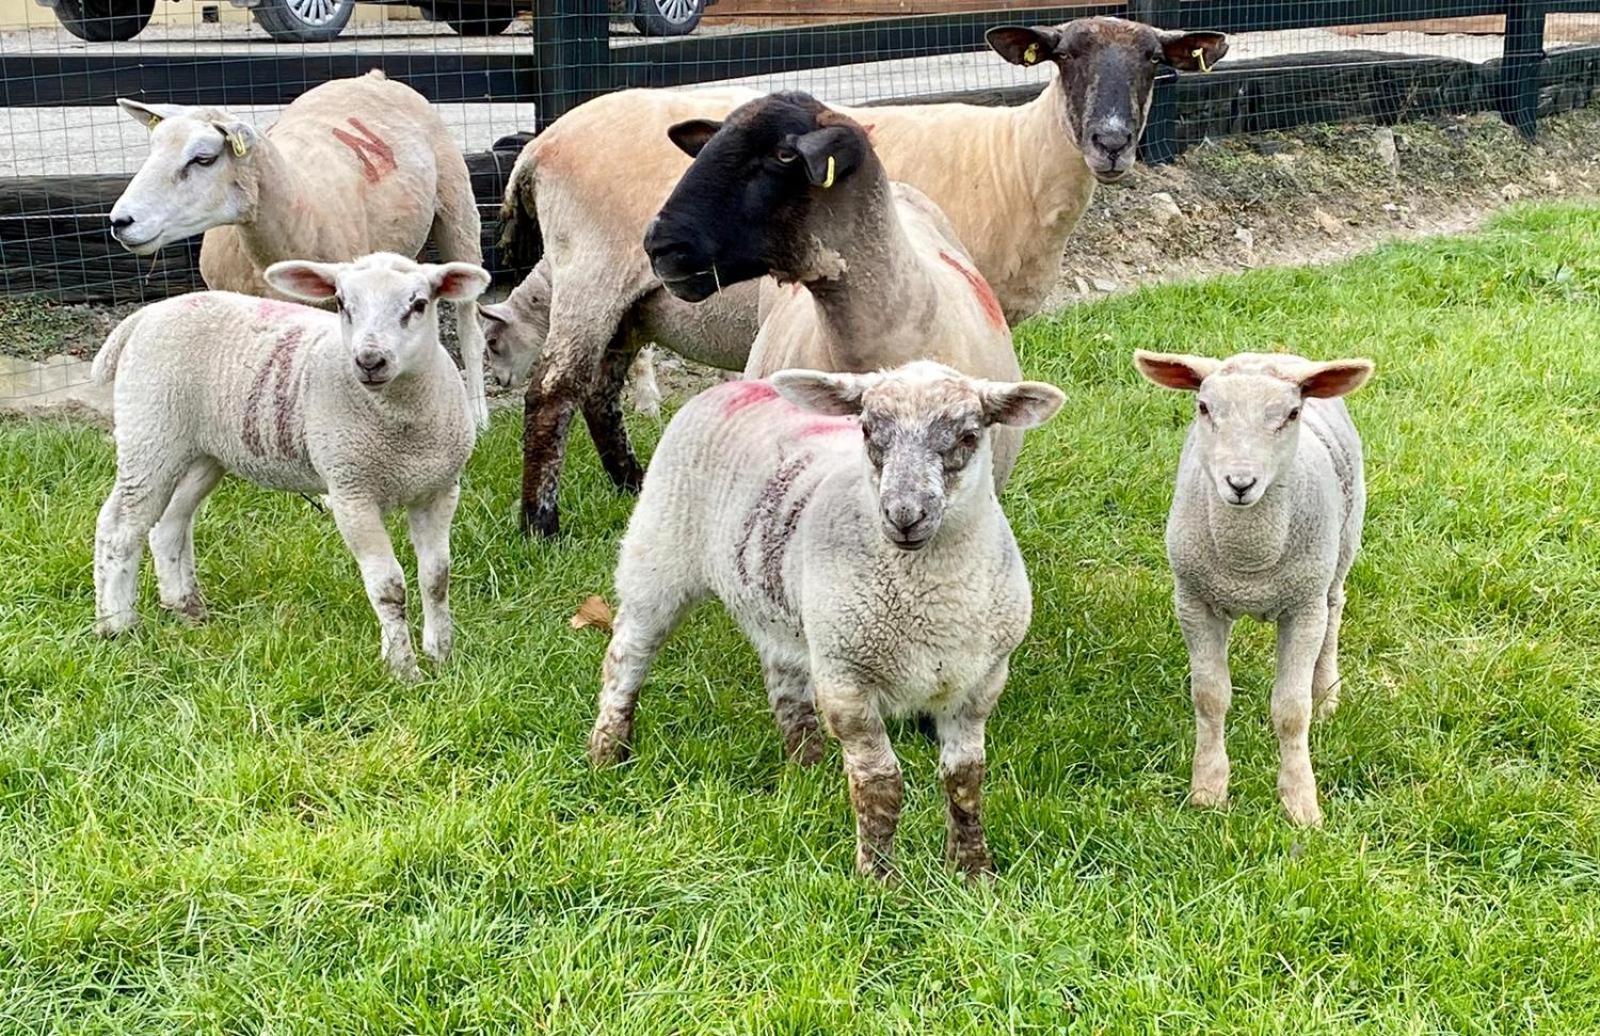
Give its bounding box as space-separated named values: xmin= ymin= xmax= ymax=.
xmin=1135 ymin=350 xmax=1374 ymax=827
xmin=91 ymin=252 xmax=491 ymax=682
xmin=109 ymin=72 xmax=493 ymax=429
xmin=587 ymin=361 xmax=1065 ymax=878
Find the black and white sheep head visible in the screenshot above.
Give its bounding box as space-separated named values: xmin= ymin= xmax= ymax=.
xmin=109 ymin=99 xmax=264 ymax=256
xmin=645 ymin=91 xmax=872 ymax=302
xmin=772 ymin=361 xmax=1064 ymax=551
xmin=986 ymin=17 xmax=1227 ymax=184
xmin=1135 ymin=350 xmax=1373 ymax=508
xmin=265 ymin=253 xmax=490 ymax=391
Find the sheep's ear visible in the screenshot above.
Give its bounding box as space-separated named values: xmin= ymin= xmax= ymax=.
xmin=1298 ymin=358 xmax=1374 ymax=399
xmin=770 ymin=369 xmax=871 ymax=416
xmin=476 ymin=301 xmax=512 ymax=328
xmin=985 ymin=25 xmax=1060 ymax=67
xmin=981 ymin=380 xmax=1065 ymax=429
xmin=212 ymin=119 xmax=259 ymax=157
xmin=429 ymin=263 xmax=492 ymax=302
xmin=1159 ymin=30 xmax=1229 ymax=71
xmin=118 ymin=98 xmax=185 ymax=130
xmin=264 ymin=260 xmax=341 ymax=301
xmin=794 ymin=124 xmax=863 ymax=189
xmin=667 ymin=119 xmax=722 ymax=158
xmin=1133 ymin=350 xmax=1220 ymax=392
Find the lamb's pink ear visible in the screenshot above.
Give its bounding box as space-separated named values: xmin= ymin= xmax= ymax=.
xmin=264 ymin=260 xmax=341 ymax=302
xmin=1299 ymin=358 xmax=1374 ymax=399
xmin=770 ymin=369 xmax=872 ymax=416
xmin=667 ymin=119 xmax=722 ymax=158
xmin=429 ymin=262 xmax=491 ymax=302
xmin=981 ymin=380 xmax=1065 ymax=429
xmin=1133 ymin=350 xmax=1220 ymax=392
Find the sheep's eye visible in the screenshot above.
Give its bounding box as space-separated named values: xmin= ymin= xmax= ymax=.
xmin=1197 ymin=400 xmax=1210 ymax=418
xmin=410 ymin=298 xmax=427 ymax=316
xmin=1287 ymin=406 xmax=1302 ymax=422
xmin=190 ymin=153 xmax=218 ymax=168
xmin=774 ymin=145 xmax=799 ymax=164
xmin=958 ymin=430 xmax=980 ymax=451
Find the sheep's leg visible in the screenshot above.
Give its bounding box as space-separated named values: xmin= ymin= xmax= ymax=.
xmin=935 ymin=662 xmax=1005 ymax=878
xmin=629 ymin=346 xmax=662 ymax=419
xmin=581 ymin=325 xmax=646 ymax=495
xmin=762 ymin=657 xmax=823 ymax=766
xmin=329 ymin=496 xmax=420 ymax=682
xmin=429 ymin=189 xmax=490 ymax=431
xmin=453 ymin=299 xmax=491 ymax=431
xmin=1177 ymin=589 xmax=1234 ymax=810
xmin=520 ymin=378 xmax=579 ymax=538
xmin=1274 ymin=602 xmax=1330 ymax=827
xmin=406 ymin=485 xmax=459 ymax=665
xmin=1312 ymin=586 xmax=1346 ymax=721
xmin=148 ymin=458 xmax=224 ymax=623
xmin=817 ymin=682 xmax=902 ymax=880
xmin=588 ymin=593 xmax=695 ymax=767
xmin=95 ymin=461 xmax=185 ymax=637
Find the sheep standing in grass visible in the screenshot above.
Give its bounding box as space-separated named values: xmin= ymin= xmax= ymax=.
xmin=588 ymin=362 xmax=1064 ymax=878
xmin=1135 ymin=350 xmax=1374 ymax=826
xmin=92 ymin=253 xmax=490 ymax=682
xmin=108 ymin=72 xmax=493 ymax=429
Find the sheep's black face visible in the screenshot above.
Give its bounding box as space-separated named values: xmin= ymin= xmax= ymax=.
xmin=646 ymin=92 xmax=865 ymax=302
xmin=987 ymin=17 xmax=1227 ymax=184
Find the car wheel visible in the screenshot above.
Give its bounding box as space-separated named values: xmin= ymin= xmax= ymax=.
xmin=424 ymin=1 xmax=515 ymax=36
xmin=631 ymin=0 xmax=702 ymax=36
xmin=251 ymin=0 xmax=354 ymax=43
xmin=53 ymin=0 xmax=155 ymax=41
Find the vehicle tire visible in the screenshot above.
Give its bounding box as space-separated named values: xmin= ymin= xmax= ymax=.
xmin=53 ymin=0 xmax=155 ymax=42
xmin=631 ymin=0 xmax=702 ymax=36
xmin=250 ymin=0 xmax=354 ymax=43
xmin=424 ymin=1 xmax=515 ymax=36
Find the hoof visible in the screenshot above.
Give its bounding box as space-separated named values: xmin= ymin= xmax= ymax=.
xmin=783 ymin=727 xmax=825 ymax=768
xmin=423 ymin=633 xmax=453 ymax=664
xmin=162 ymin=595 xmax=208 ymax=625
xmin=95 ymin=612 xmax=137 ymax=638
xmin=520 ymin=500 xmax=560 ymax=540
xmin=1188 ymin=783 xmax=1229 ymax=810
xmin=1280 ymin=790 xmax=1324 ymax=828
xmin=947 ymin=845 xmax=997 ymax=881
xmin=587 ymin=724 xmax=633 ymax=767
xmin=1313 ymin=692 xmax=1341 ymax=722
xmin=855 ymin=850 xmax=896 ymax=882
xmin=387 ymin=656 xmax=425 ymax=684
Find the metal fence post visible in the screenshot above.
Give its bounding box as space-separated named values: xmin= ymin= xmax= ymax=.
xmin=532 ymin=0 xmax=611 ymax=132
xmin=1131 ymin=0 xmax=1181 ymax=165
xmin=1498 ymin=0 xmax=1547 ymax=139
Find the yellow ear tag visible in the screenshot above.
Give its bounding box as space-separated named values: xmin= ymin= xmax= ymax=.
xmin=1023 ymin=42 xmax=1040 ymax=65
xmin=147 ymin=114 xmax=161 ymax=129
xmin=228 ymin=132 xmax=249 ymax=157
xmin=820 ymin=154 xmax=836 ymax=189
xmin=1192 ymin=47 xmax=1212 ymax=73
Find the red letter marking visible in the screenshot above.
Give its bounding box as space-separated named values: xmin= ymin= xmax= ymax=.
xmin=938 ymin=250 xmax=1006 ymax=331
xmin=331 ymin=117 xmax=397 ymax=185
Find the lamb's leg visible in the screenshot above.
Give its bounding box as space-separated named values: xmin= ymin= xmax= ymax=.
xmin=95 ymin=461 xmax=185 ymax=636
xmin=934 ymin=662 xmax=1005 ymax=878
xmin=580 ymin=325 xmax=646 ymax=495
xmin=148 ymin=458 xmax=224 ymax=623
xmin=1177 ymin=589 xmax=1234 ymax=810
xmin=629 ymin=346 xmax=661 ymax=419
xmin=588 ymin=593 xmax=695 ymax=767
xmin=521 ymin=376 xmax=579 ymax=539
xmin=762 ymin=657 xmax=823 ymax=766
xmin=407 ymin=485 xmax=460 ymax=665
xmin=1274 ymin=602 xmax=1331 ymax=827
xmin=817 ymin=682 xmax=902 ymax=880
xmin=1313 ymin=585 xmax=1346 ymax=721
xmin=429 ymin=184 xmax=490 ymax=431
xmin=329 ymin=495 xmax=420 ymax=682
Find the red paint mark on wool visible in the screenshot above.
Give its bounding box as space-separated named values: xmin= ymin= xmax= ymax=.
xmin=331 ymin=117 xmax=398 ymax=185
xmin=938 ymin=250 xmax=1006 ymax=331
xmin=718 ymin=379 xmax=781 ymax=417
xmin=256 ymin=298 xmax=300 ymax=321
xmin=796 ymin=417 xmax=855 ymax=438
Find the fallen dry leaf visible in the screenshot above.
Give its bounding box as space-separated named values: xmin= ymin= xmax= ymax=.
xmin=570 ymin=595 xmax=613 ymax=632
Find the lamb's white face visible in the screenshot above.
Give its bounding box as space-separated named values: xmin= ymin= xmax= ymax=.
xmin=109 ymin=100 xmax=260 ymax=256
xmin=1134 ymin=350 xmax=1375 ymax=508
xmin=265 ymin=254 xmax=491 ymax=391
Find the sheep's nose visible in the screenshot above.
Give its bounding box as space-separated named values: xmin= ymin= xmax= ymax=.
xmin=355 ymin=351 xmax=387 ymax=374
xmin=109 ymin=213 xmax=135 ymax=232
xmin=1091 ymin=129 xmax=1132 ymax=156
xmin=885 ymin=502 xmax=927 ymax=535
xmin=1226 ymin=475 xmax=1257 ymax=497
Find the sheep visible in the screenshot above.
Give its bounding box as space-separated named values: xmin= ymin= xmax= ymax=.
xmin=645 ymin=92 xmax=1029 ymax=490
xmin=496 ymin=16 xmax=1227 ymax=534
xmin=1134 ymin=350 xmax=1375 ymax=827
xmin=587 ymin=361 xmax=1065 ymax=878
xmin=108 ymin=72 xmax=493 ymax=430
xmin=91 ymin=252 xmax=491 ymax=682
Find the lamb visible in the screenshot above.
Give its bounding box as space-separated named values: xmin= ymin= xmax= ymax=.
xmin=587 ymin=361 xmax=1065 ymax=878
xmin=91 ymin=252 xmax=491 ymax=682
xmin=1134 ymin=350 xmax=1375 ymax=827
xmin=108 ymin=72 xmax=493 ymax=429
xmin=646 ymin=92 xmax=1033 ymax=490
xmin=496 ymin=16 xmax=1226 ymax=534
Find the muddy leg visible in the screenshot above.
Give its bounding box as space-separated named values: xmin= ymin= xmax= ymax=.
xmin=763 ymin=657 xmax=823 ymax=766
xmin=148 ymin=457 xmax=223 ymax=622
xmin=582 ymin=325 xmax=646 ymax=495
xmin=95 ymin=459 xmax=186 ymax=636
xmin=935 ymin=662 xmax=1006 ymax=878
xmin=521 ymin=375 xmax=580 ymax=539
xmin=588 ymin=592 xmax=695 ymax=766
xmin=817 ymin=681 xmax=901 ymax=880
xmin=329 ymin=494 xmax=419 ymax=682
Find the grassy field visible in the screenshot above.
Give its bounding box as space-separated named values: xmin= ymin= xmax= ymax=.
xmin=3 ymin=203 xmax=1600 ymax=1032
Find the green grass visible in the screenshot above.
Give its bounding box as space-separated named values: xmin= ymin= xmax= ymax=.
xmin=4 ymin=202 xmax=1600 ymax=1032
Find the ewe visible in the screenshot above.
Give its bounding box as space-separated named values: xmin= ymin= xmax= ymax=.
xmin=1135 ymin=350 xmax=1374 ymax=827
xmin=588 ymin=361 xmax=1064 ymax=879
xmin=92 ymin=253 xmax=490 ymax=682
xmin=109 ymin=72 xmax=493 ymax=429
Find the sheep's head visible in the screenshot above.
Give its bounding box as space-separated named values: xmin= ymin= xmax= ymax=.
xmin=1135 ymin=351 xmax=1373 ymax=508
xmin=987 ymin=17 xmax=1227 ymax=184
xmin=265 ymin=253 xmax=490 ymax=391
xmin=109 ymin=99 xmax=264 ymax=256
xmin=773 ymin=361 xmax=1063 ymax=551
xmin=645 ymin=92 xmax=871 ymax=301
xmin=476 ymin=262 xmax=551 ymax=389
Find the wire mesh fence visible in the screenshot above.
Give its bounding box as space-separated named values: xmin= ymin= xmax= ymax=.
xmin=1 ymin=0 xmax=1598 ymax=407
